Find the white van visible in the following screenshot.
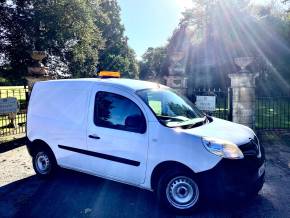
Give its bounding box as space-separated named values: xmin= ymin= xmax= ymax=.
xmin=27 ymin=78 xmax=265 ymax=213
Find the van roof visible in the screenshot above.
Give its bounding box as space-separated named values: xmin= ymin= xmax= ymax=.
xmin=37 ymin=78 xmax=166 ymax=92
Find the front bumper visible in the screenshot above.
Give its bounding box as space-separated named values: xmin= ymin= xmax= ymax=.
xmin=198 ymin=145 xmax=265 ymax=200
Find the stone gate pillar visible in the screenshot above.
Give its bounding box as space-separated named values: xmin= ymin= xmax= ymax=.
xmin=165 ymin=52 xmax=188 ymax=95
xmin=228 ymin=70 xmax=259 ymax=129
xmin=228 ymin=57 xmax=259 ymax=129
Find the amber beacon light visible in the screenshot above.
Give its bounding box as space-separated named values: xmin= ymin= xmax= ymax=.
xmin=98 ymin=71 xmax=121 ymax=78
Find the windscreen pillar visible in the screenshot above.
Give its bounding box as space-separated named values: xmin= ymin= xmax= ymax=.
xmin=228 ymin=72 xmax=259 ymax=129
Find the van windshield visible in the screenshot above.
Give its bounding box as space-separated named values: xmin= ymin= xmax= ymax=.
xmin=137 ymin=88 xmax=205 ymax=128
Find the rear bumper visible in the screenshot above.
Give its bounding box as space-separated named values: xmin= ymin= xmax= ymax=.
xmin=199 ymin=145 xmax=265 ymax=200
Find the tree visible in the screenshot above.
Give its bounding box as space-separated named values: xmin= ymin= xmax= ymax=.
xmin=95 ymin=0 xmax=139 ymax=78
xmin=0 ymin=0 xmax=139 ymax=82
xmin=0 ymin=0 xmax=105 ymax=79
xmin=0 ymin=0 xmax=144 ymax=81
xmin=139 ymin=0 xmax=290 ymax=95
xmin=139 ymin=47 xmax=168 ymax=81
xmin=0 ymin=0 xmax=35 ymax=82
xmin=41 ymin=0 xmax=106 ymax=77
xmin=173 ymin=0 xmax=290 ymax=94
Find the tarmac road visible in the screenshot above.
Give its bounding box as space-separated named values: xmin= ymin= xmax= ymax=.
xmin=0 ymin=131 xmax=290 ymax=218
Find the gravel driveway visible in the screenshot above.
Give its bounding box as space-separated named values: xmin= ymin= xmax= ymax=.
xmin=0 ymin=131 xmax=290 ymax=218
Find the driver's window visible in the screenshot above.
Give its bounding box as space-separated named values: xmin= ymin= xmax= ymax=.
xmin=94 ymin=91 xmax=146 ymax=134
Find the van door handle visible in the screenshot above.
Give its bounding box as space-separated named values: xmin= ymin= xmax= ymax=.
xmin=88 ymin=135 xmax=100 ymax=139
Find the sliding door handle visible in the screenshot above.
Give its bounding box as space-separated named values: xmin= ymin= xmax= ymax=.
xmin=88 ymin=135 xmax=100 ymax=139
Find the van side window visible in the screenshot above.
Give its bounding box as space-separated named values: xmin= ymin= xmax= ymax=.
xmin=94 ymin=91 xmax=146 ymax=133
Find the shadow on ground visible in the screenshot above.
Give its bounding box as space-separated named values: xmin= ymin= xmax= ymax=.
xmin=0 ymin=137 xmax=26 ymax=154
xmin=0 ymin=168 xmax=278 ymax=218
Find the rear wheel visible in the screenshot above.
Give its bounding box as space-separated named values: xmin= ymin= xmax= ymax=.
xmin=157 ymin=169 xmax=201 ymax=213
xmin=32 ymin=147 xmax=57 ymax=178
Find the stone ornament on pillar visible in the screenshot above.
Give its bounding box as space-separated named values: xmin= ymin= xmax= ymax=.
xmin=26 ymin=51 xmax=51 ymax=90
xmin=234 ymin=57 xmax=254 ymax=73
xmin=228 ymin=57 xmax=259 ymax=129
xmin=165 ymin=52 xmax=188 ymax=95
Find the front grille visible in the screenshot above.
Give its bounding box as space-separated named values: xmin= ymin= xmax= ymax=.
xmin=239 ymin=136 xmax=260 ymax=157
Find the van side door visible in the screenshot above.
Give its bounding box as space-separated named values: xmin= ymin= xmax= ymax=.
xmin=86 ymin=85 xmax=149 ymax=185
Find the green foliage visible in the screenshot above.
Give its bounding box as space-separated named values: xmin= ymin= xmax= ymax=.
xmin=0 ymin=0 xmax=139 ymax=81
xmin=0 ymin=0 xmax=34 ymax=79
xmin=139 ymin=47 xmax=168 ymax=81
xmin=35 ymin=0 xmax=104 ymax=77
xmin=0 ymin=77 xmax=9 ymax=85
xmin=96 ymin=0 xmax=139 ymax=78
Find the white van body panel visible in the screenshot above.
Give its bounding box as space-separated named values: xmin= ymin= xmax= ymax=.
xmin=141 ymin=118 xmax=255 ymax=188
xmin=27 ymin=78 xmax=256 ymax=190
xmin=86 ymin=83 xmax=150 ymax=184
xmin=183 ymin=118 xmax=255 ymax=145
xmin=27 ymin=81 xmax=93 ymax=169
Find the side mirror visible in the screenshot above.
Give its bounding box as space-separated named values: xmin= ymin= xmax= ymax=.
xmin=205 ymin=114 xmax=213 ymax=122
xmin=206 ymin=111 xmax=213 ymax=116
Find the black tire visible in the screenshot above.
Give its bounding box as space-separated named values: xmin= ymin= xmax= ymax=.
xmin=32 ymin=146 xmax=57 ymax=178
xmin=156 ymin=168 xmax=201 ymax=214
xmin=249 ymin=173 xmax=265 ymax=198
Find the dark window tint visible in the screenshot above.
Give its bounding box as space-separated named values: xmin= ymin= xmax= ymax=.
xmin=94 ymin=92 xmax=146 ymax=133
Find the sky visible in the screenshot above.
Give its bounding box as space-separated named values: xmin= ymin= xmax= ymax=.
xmin=118 ymin=0 xmax=193 ymax=59
xmin=118 ymin=0 xmax=270 ymax=59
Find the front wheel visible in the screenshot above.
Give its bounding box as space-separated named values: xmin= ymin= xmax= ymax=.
xmin=32 ymin=147 xmax=57 ymax=178
xmin=157 ymin=169 xmax=201 ymax=213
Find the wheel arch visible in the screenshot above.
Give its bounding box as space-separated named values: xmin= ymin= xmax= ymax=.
xmin=150 ymin=161 xmax=195 ymax=191
xmin=27 ymin=138 xmax=55 ymax=158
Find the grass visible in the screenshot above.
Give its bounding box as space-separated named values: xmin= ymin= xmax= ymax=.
xmin=0 ymin=86 xmax=27 ymax=100
xmin=0 ymin=114 xmax=26 ymax=127
xmin=0 ymin=86 xmax=28 ymax=139
xmin=204 ymin=98 xmax=290 ymax=129
xmin=256 ymin=98 xmax=290 ymax=129
xmin=0 ymin=113 xmax=26 ymax=138
xmin=0 ymin=86 xmax=25 ymax=89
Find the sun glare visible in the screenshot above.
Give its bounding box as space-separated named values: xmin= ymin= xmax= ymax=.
xmin=176 ymin=0 xmax=193 ymax=9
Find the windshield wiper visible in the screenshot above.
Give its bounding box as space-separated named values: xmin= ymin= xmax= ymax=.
xmin=165 ymin=118 xmax=205 ymax=129
xmin=156 ymin=115 xmax=187 ymax=122
xmin=156 ymin=115 xmax=207 ymax=128
xmin=175 ymin=117 xmax=206 ymax=129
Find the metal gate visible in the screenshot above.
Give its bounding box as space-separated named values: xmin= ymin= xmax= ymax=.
xmin=189 ymin=88 xmax=232 ymax=121
xmin=0 ymin=86 xmax=29 ymax=142
xmin=256 ymin=96 xmax=290 ymax=129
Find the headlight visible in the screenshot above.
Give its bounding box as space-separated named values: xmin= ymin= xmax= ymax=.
xmin=202 ymin=136 xmax=244 ymax=159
